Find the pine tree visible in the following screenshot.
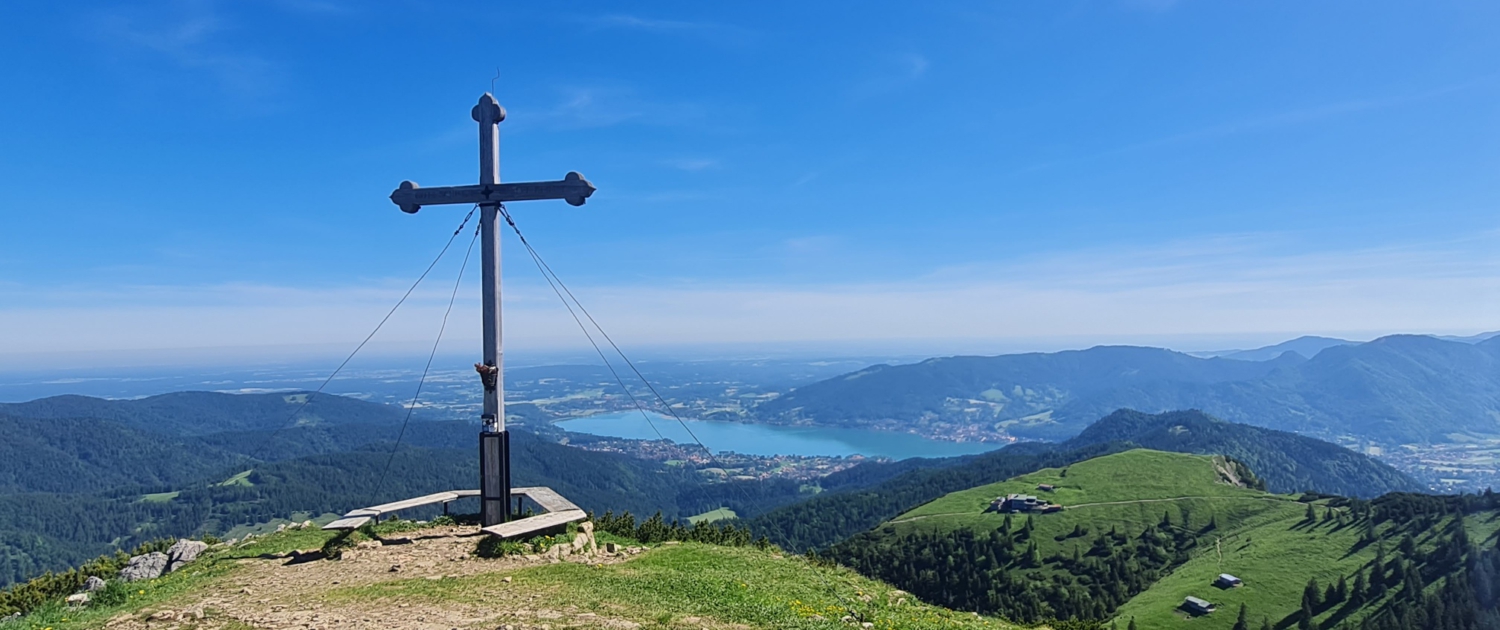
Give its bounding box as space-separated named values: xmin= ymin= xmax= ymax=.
xmin=1304 ymin=577 xmax=1322 ymax=610
xmin=1351 ymin=569 xmax=1367 ymax=606
xmin=1298 ymin=601 xmax=1317 ymax=630
xmin=1128 ymin=617 xmax=1138 ymax=630
xmin=1335 ymin=574 xmax=1349 ymax=603
xmin=1306 ymin=503 xmax=1317 ymax=521
xmin=1258 ymin=618 xmax=1271 ymax=630
xmin=1232 ymin=603 xmax=1249 ymax=630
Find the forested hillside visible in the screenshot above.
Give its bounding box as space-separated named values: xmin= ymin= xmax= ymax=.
xmin=0 ymin=428 xmax=810 ymax=586
xmin=759 ymin=335 xmax=1500 ymax=444
xmin=0 ymin=390 xmax=410 ymax=435
xmin=0 ymin=416 xmax=249 ymax=492
xmin=758 ymin=345 xmax=1298 ymax=440
xmin=1061 ymin=409 xmax=1424 ymax=497
xmin=0 ymin=391 xmax=837 ymax=587
xmin=830 ymin=450 xmax=1500 ymax=629
xmin=745 ymin=410 xmax=1418 ymax=552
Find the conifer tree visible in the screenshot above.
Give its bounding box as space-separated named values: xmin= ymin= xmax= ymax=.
xmin=1128 ymin=617 xmax=1137 ymax=630
xmin=1304 ymin=578 xmax=1322 ymax=610
xmin=1298 ymin=598 xmax=1318 ymax=630
xmin=1232 ymin=603 xmax=1249 ymax=630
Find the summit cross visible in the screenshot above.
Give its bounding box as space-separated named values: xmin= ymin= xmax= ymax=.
xmin=390 ymin=93 xmax=596 ymax=527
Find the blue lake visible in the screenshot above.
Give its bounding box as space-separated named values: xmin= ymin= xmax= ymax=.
xmin=555 ymin=411 xmax=1003 ymax=460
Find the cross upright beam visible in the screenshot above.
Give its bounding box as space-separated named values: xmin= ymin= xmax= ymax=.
xmin=390 ymin=93 xmax=596 ymax=527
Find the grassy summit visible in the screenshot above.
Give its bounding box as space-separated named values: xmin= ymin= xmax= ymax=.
xmin=10 ymin=522 xmax=1031 ymax=630
xmin=888 ymin=448 xmax=1296 ymax=566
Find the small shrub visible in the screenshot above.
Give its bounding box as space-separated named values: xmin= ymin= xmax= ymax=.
xmin=90 ymin=579 xmax=131 ymax=607
xmin=475 ymin=537 xmax=529 ymax=558
xmin=320 ymin=530 xmax=368 ymax=559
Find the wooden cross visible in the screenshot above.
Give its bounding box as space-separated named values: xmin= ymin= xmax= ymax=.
xmin=390 ymin=93 xmax=596 ymax=526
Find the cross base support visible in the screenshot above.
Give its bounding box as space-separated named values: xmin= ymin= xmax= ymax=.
xmin=480 ymin=431 xmax=512 ymax=527
xmin=322 ymin=486 xmax=585 ymax=534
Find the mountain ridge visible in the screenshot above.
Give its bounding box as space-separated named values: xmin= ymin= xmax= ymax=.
xmin=759 ymin=334 xmax=1500 ymax=444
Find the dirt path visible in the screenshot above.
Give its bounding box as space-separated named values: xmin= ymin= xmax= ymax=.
xmin=99 ymin=527 xmax=646 ymax=630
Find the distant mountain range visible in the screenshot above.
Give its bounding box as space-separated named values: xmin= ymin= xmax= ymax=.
xmin=1195 ymin=330 xmax=1499 ymax=361
xmin=1216 ymin=335 xmax=1354 ymax=361
xmin=758 ymin=334 xmax=1500 ymax=444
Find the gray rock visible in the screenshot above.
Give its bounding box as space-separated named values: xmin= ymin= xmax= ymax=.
xmin=66 ymin=593 xmax=90 ymax=606
xmin=83 ymin=576 xmax=107 ymax=592
xmin=119 ymin=552 xmax=169 ymax=582
xmin=165 ymin=539 xmax=208 ymax=572
xmin=2 ymin=611 xmax=20 ymax=623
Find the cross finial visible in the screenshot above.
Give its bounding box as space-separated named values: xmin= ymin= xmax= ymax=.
xmin=472 ymin=93 xmax=506 ymax=125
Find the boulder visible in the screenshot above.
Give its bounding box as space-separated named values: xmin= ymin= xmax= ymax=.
xmin=165 ymin=539 xmax=209 ymax=572
xmin=83 ymin=576 xmax=107 ymax=592
xmin=66 ymin=593 xmax=90 ymax=606
xmin=119 ymin=552 xmax=169 ymax=582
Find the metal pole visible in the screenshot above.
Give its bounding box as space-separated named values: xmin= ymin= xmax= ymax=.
xmin=473 ymin=93 xmax=511 ymax=527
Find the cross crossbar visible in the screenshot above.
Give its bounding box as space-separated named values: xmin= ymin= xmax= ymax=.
xmin=391 ymin=172 xmax=595 ymax=214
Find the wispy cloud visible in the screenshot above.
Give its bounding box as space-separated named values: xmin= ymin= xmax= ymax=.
xmin=87 ymin=1 xmax=284 ymax=108
xmin=850 ymin=52 xmax=931 ymax=99
xmin=1006 ymin=73 xmax=1500 ymax=178
xmin=522 ymin=85 xmax=709 ymax=130
xmin=3 ymin=232 xmax=1496 ymax=362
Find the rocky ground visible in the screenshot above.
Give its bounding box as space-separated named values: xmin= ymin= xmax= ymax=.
xmin=96 ymin=526 xmax=657 ymax=630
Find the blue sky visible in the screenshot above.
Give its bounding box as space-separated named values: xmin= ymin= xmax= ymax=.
xmin=1 ymin=1 xmax=1498 ymax=366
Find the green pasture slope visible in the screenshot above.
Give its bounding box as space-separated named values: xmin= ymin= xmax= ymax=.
xmin=890 ymin=449 xmax=1295 ymax=543
xmin=874 ymin=449 xmax=1483 ymax=629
